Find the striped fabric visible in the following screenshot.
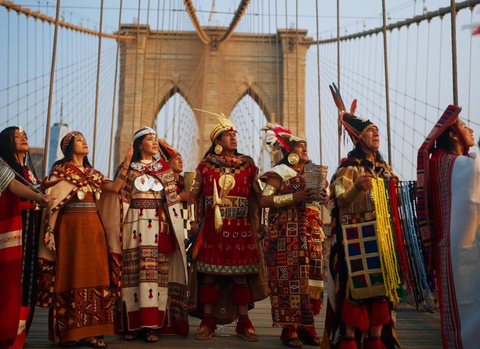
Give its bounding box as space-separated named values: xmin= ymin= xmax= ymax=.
xmin=416 ymin=104 xmax=470 ymax=349
xmin=416 ymin=104 xmax=461 ymax=261
xmin=0 ymin=162 xmax=15 ymax=193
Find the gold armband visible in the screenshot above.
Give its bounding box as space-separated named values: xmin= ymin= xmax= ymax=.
xmin=190 ymin=179 xmax=201 ymax=194
xmin=262 ymin=184 xmax=277 ymax=196
xmin=273 ymin=193 xmax=295 ymax=208
xmin=343 ymin=185 xmax=361 ymax=203
xmin=188 ymin=204 xmax=197 ymax=222
xmin=117 ymin=172 xmax=126 ymax=181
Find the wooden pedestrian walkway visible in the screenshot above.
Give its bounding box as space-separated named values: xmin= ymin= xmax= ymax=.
xmin=24 ymin=298 xmax=442 ymax=349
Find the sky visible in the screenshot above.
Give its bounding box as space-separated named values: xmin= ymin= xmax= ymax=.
xmin=1 ymin=0 xmax=479 ymax=178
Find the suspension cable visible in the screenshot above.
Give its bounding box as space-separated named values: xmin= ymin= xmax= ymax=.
xmin=381 ymin=0 xmax=392 ymax=164
xmin=300 ymin=0 xmax=480 ymax=45
xmin=450 ymin=0 xmax=458 ymax=105
xmin=315 ymin=0 xmax=323 ymax=164
xmin=42 ymin=0 xmax=62 ymax=177
xmin=92 ymin=0 xmax=105 ymax=167
xmin=0 ymin=0 xmax=134 ymax=39
xmin=107 ymin=0 xmax=123 ymax=177
xmin=336 ymin=0 xmax=341 ymax=162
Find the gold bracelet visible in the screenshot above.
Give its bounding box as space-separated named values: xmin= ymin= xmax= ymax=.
xmin=262 ymin=184 xmax=277 ymax=196
xmin=190 ymin=179 xmax=201 ymax=194
xmin=188 ymin=204 xmax=197 ymax=222
xmin=273 ymin=193 xmax=295 ymax=208
xmin=343 ymin=185 xmax=361 ymax=203
xmin=117 ymin=172 xmax=126 ymax=181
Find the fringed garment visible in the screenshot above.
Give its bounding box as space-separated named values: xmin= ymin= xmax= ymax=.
xmin=263 ymin=164 xmax=324 ymax=328
xmin=116 ymin=159 xmax=189 ymax=338
xmin=0 ymin=164 xmax=40 ymax=349
xmin=323 ymin=158 xmax=400 ymax=349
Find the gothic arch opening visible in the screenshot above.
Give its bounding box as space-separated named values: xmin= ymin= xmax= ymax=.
xmin=229 ymin=94 xmax=271 ymax=174
xmin=156 ymin=91 xmax=199 ymax=172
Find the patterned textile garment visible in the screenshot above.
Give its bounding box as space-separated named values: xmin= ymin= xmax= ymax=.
xmin=305 ymin=205 xmax=325 ymax=311
xmin=264 ymin=166 xmax=319 ymax=328
xmin=0 ymin=163 xmax=40 ymax=349
xmin=0 ymin=170 xmax=23 ymax=349
xmin=174 ymin=175 xmax=190 ymax=241
xmin=117 ymin=159 xmax=188 ymax=337
xmin=323 ymin=158 xmax=399 ymax=349
xmin=427 ymin=148 xmax=480 ymax=349
xmin=195 ymin=155 xmax=260 ymax=275
xmin=36 ymin=164 xmax=115 ymax=343
xmin=0 ymin=162 xmax=14 ymax=193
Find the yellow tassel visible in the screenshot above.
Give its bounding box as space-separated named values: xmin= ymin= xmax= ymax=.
xmin=371 ymin=178 xmax=401 ymax=303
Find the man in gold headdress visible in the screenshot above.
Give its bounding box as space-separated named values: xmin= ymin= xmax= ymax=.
xmin=187 ymin=112 xmax=268 ymax=342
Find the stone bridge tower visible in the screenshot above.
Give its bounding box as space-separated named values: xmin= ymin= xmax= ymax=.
xmin=114 ymin=25 xmax=312 ymax=165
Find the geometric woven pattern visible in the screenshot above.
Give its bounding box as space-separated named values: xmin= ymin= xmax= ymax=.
xmin=342 ymin=217 xmax=386 ymax=299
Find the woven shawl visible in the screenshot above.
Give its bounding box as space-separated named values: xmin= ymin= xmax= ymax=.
xmin=416 ymin=105 xmax=461 ymax=262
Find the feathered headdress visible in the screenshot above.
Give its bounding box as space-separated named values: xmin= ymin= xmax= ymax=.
xmin=262 ymin=123 xmax=305 ymax=156
xmin=329 ymin=82 xmax=374 ymax=145
xmin=193 ymin=108 xmax=236 ymax=142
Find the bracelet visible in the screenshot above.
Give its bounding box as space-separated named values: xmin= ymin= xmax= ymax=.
xmin=343 ymin=185 xmax=361 ymax=203
xmin=117 ymin=172 xmax=126 ymax=181
xmin=262 ymin=184 xmax=277 ymax=196
xmin=273 ymin=193 xmax=295 ymax=208
xmin=123 ymin=164 xmax=129 ymax=171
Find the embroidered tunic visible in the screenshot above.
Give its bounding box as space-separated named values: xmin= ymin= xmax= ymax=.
xmin=323 ymin=157 xmax=399 ymax=348
xmin=195 ymin=155 xmax=260 ymax=275
xmin=263 ymin=164 xmax=325 ymax=327
xmin=117 ymin=159 xmax=189 ymax=337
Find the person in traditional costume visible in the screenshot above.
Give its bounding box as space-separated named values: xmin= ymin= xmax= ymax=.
xmin=187 ymin=111 xmax=268 ymax=342
xmin=417 ymin=105 xmax=479 ymax=349
xmin=36 ymin=131 xmax=133 ymax=348
xmin=115 ymin=127 xmax=189 ymax=343
xmin=323 ymin=85 xmax=400 ymax=349
xmin=0 ymin=126 xmax=54 ymax=349
xmin=158 ymin=139 xmax=190 ymax=241
xmin=259 ymin=124 xmax=328 ymax=348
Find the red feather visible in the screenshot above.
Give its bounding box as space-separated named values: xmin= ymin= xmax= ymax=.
xmin=350 ymin=99 xmax=357 ymax=115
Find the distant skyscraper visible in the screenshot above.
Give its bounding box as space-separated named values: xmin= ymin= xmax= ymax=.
xmin=47 ymin=122 xmax=71 ymax=172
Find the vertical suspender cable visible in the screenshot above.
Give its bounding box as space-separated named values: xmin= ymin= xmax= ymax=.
xmin=92 ymin=0 xmax=105 ymax=167
xmin=285 ymin=0 xmax=289 ymax=128
xmin=315 ymin=0 xmax=323 ymax=164
xmin=132 ymin=0 xmax=142 ymax=137
xmin=107 ymin=0 xmax=124 ymax=177
xmin=139 ymin=0 xmax=151 ymax=127
xmin=275 ymin=0 xmax=280 ymax=122
xmin=381 ymin=0 xmax=392 ymax=164
xmin=336 ymin=0 xmax=341 ymax=162
xmin=295 ymin=0 xmax=299 ymax=136
xmin=450 ymin=0 xmax=458 ymax=105
xmin=43 ymin=0 xmax=62 ymax=177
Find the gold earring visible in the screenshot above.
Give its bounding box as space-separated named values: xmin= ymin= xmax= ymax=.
xmin=287 ymin=153 xmax=299 ymax=165
xmin=214 ymin=144 xmax=223 ymax=155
